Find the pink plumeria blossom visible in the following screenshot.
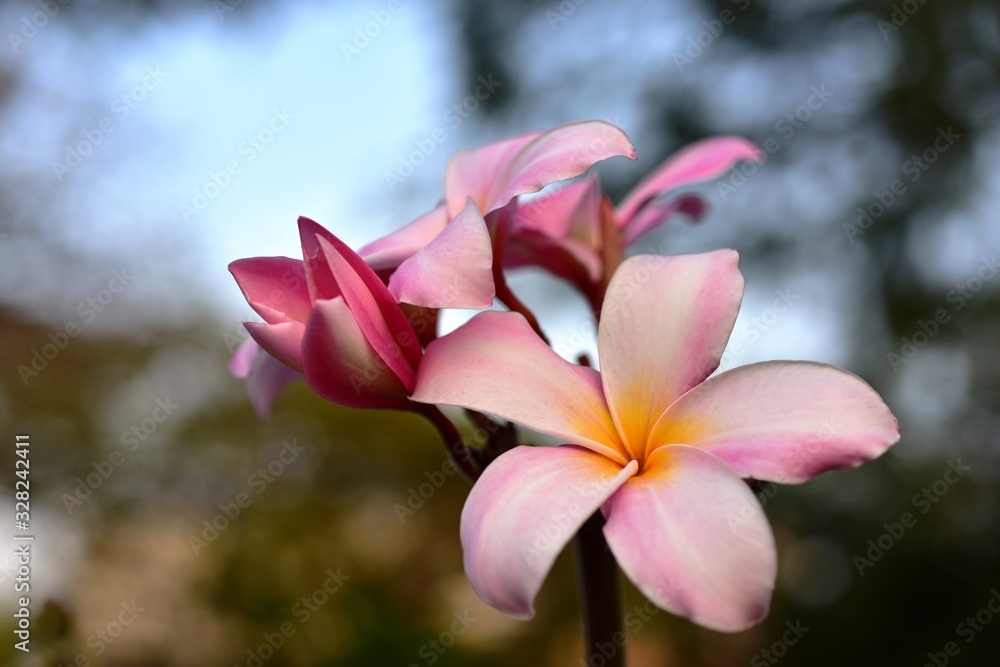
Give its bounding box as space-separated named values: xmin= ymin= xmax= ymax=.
xmin=355 ymin=120 xmax=636 ymax=309
xmin=411 ymin=250 xmax=899 ymax=632
xmin=230 ymin=217 xmax=428 ymax=412
xmin=506 ymin=136 xmax=763 ymax=309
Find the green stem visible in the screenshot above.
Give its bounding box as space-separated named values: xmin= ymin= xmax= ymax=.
xmin=574 ymin=511 xmax=626 ymax=667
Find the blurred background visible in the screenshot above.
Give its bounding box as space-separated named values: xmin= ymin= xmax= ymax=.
xmin=2 ymin=0 xmax=999 ymax=664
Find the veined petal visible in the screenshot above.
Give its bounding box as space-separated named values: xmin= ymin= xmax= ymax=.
xmin=411 ymin=311 xmax=628 ymax=464
xmin=445 ymin=131 xmax=542 ymax=217
xmin=649 ymin=361 xmax=900 ymax=483
xmin=446 ymin=121 xmax=635 ymax=217
xmin=301 ymin=298 xmax=411 ymax=410
xmin=388 ymin=200 xmax=495 ymax=309
xmin=603 ymin=445 xmax=776 ymax=632
xmin=461 ymin=445 xmax=637 ymax=619
xmin=488 ymin=121 xmax=635 ymax=216
xmin=314 ymin=233 xmax=422 ymax=391
xmin=598 ymin=251 xmax=744 ymax=460
xmin=358 ymin=205 xmax=449 ymax=273
xmin=229 ymin=257 xmax=311 ymax=324
xmin=616 ymin=136 xmax=762 ymax=227
xmin=245 ymin=348 xmax=300 ymax=418
xmin=244 ymin=320 xmax=305 ymax=372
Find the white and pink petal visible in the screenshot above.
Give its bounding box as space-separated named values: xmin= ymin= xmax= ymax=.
xmin=598 ymin=251 xmax=744 ymax=459
xmin=358 ymin=205 xmax=450 ymax=273
xmin=616 ymin=136 xmax=761 ymax=227
xmin=388 ymin=200 xmax=495 ymax=309
xmin=648 ymin=361 xmax=900 ymax=483
xmin=411 ymin=311 xmax=628 ymax=464
xmin=603 ymin=445 xmax=776 ymax=633
xmin=461 ymin=445 xmax=637 ymax=618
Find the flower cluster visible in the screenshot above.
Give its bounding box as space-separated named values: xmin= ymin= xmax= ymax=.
xmin=229 ymin=120 xmax=898 ymax=632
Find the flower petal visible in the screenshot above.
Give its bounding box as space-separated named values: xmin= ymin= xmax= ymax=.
xmin=598 ymin=251 xmax=743 ymax=460
xmin=504 ymin=230 xmax=602 ymax=288
xmin=649 ymin=361 xmax=900 ymax=483
xmin=445 ymin=131 xmax=542 ymax=217
xmin=245 ymin=349 xmax=300 ymax=418
xmin=229 ymin=257 xmax=311 ymax=324
xmin=446 ymin=121 xmax=635 ymax=217
xmin=314 ymin=232 xmax=422 ymax=391
xmin=297 ymin=217 xmax=343 ymax=302
xmin=619 ymin=193 xmax=708 ymax=246
xmin=616 ymin=136 xmax=762 ymax=228
xmin=411 ymin=311 xmax=628 ymax=464
xmin=229 ymin=338 xmax=260 ymax=378
xmin=603 ymin=445 xmax=776 ymax=632
xmin=511 ymin=175 xmax=599 ymax=240
xmin=244 ymin=321 xmax=305 ymax=372
xmin=301 ymin=297 xmax=412 ymax=410
xmin=461 ymin=445 xmax=637 ymax=619
xmin=358 ymin=205 xmax=449 ymax=273
xmin=388 ymin=200 xmax=495 ymax=309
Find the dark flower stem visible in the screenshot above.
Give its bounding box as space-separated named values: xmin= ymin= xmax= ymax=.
xmin=574 ymin=511 xmax=626 ymax=667
xmin=491 ymin=216 xmax=551 ymax=345
xmin=419 ymin=405 xmax=480 ymax=481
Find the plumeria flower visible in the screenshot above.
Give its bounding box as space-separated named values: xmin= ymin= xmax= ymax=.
xmin=411 ymin=250 xmax=899 ymax=631
xmin=506 ymin=136 xmax=763 ymax=311
xmin=357 ymin=120 xmax=636 ymax=308
xmin=229 ymin=213 xmax=494 ymax=413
